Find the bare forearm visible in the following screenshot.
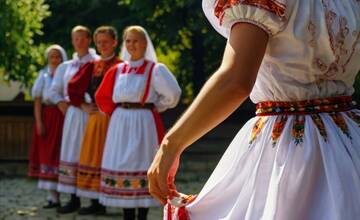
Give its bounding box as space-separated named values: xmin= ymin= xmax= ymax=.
xmin=166 ymin=71 xmax=249 ymax=153
xmin=34 ymin=98 xmax=42 ymax=123
xmin=147 ymin=23 xmax=269 ymax=202
xmin=164 ymin=23 xmax=268 ymax=154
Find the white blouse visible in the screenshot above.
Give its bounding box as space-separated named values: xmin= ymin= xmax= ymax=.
xmin=204 ymin=0 xmax=360 ymax=102
xmin=49 ymin=52 xmax=99 ymax=104
xmin=112 ymin=59 xmax=182 ymax=112
xmin=31 ymin=67 xmax=56 ymax=105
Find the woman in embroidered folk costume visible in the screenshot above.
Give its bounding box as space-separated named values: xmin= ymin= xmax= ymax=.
xmin=95 ymin=25 xmax=181 ymax=220
xmin=148 ymin=0 xmax=360 ymax=219
xmin=49 ymin=26 xmax=99 ymax=214
xmin=67 ymin=26 xmax=121 ymax=215
xmin=28 ymin=45 xmax=68 ymax=208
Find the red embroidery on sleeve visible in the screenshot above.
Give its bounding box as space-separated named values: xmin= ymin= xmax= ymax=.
xmin=214 ymin=0 xmax=286 ymax=25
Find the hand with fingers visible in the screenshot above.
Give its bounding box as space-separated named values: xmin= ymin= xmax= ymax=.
xmin=57 ymin=101 xmax=69 ymax=115
xmin=147 ymin=138 xmax=181 ymax=205
xmin=81 ymin=103 xmax=99 ymax=114
xmin=36 ymin=120 xmax=45 ymax=137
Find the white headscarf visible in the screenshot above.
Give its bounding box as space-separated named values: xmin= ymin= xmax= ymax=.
xmin=120 ymin=26 xmax=158 ymax=63
xmin=45 ymin=44 xmax=68 ymax=62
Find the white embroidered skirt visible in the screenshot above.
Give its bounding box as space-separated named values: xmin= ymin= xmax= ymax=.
xmin=177 ymin=109 xmax=360 ymax=220
xmin=57 ymin=106 xmax=88 ymax=194
xmin=99 ymin=107 xmax=160 ymax=207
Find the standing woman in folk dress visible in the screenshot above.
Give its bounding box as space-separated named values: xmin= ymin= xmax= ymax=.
xmin=147 ymin=0 xmax=360 ymax=219
xmin=95 ymin=25 xmax=181 ymax=220
xmin=49 ymin=26 xmax=99 ymax=214
xmin=28 ymin=44 xmax=68 ymax=208
xmin=68 ymin=26 xmax=121 ymax=215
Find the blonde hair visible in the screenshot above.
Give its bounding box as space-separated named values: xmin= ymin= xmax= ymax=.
xmin=123 ymin=25 xmax=147 ymax=41
xmin=71 ymin=25 xmax=92 ymax=39
xmin=94 ymin=26 xmax=118 ymax=41
xmin=120 ymin=25 xmax=158 ymax=62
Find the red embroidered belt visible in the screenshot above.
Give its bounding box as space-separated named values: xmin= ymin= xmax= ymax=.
xmin=256 ymin=96 xmax=356 ymax=116
xmin=117 ymin=102 xmax=155 ymax=109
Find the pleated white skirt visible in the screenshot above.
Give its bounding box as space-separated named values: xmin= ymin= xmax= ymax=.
xmin=100 ymin=107 xmax=160 ymax=207
xmin=57 ymin=106 xmax=88 ymax=194
xmin=184 ymin=110 xmax=360 ymax=220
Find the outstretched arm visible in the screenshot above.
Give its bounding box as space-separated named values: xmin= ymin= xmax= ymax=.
xmin=148 ymin=23 xmax=269 ymax=204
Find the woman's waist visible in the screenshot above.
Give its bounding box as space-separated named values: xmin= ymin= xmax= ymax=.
xmin=88 ymin=111 xmax=109 ymax=119
xmin=42 ymin=104 xmax=60 ymax=112
xmin=116 ymin=102 xmax=155 ymax=110
xmin=250 ymin=74 xmax=355 ymax=103
xmin=42 ymin=102 xmax=57 ymax=106
xmin=255 ymin=96 xmax=357 ymax=116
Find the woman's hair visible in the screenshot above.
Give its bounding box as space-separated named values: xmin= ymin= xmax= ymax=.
xmin=94 ymin=26 xmax=118 ymax=41
xmin=122 ymin=25 xmax=147 ymax=41
xmin=71 ymin=25 xmax=92 ymax=39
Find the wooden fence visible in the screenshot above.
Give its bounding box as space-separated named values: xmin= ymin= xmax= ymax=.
xmin=0 ymin=116 xmax=33 ymax=160
xmin=0 ymin=102 xmax=33 ymax=160
xmin=0 ymin=100 xmax=255 ymax=160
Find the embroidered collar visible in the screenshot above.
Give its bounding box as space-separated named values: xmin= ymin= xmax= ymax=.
xmin=122 ymin=59 xmax=149 ymax=74
xmin=128 ymin=58 xmax=145 ymax=67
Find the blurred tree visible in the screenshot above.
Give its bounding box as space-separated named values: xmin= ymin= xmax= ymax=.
xmin=34 ymin=0 xmax=227 ymax=102
xmin=38 ymin=0 xmax=132 ymax=55
xmin=3 ymin=0 xmax=360 ymax=102
xmin=118 ymin=0 xmax=226 ymax=101
xmin=0 ymin=0 xmax=50 ymax=87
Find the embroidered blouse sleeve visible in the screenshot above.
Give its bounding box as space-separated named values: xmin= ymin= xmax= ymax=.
xmin=152 ymin=63 xmax=182 ymax=112
xmin=49 ymin=62 xmax=67 ymax=104
xmin=31 ymin=70 xmax=45 ymax=98
xmin=203 ymin=0 xmax=289 ymax=37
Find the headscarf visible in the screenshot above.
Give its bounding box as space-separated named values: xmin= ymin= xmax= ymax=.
xmin=45 ymin=44 xmax=68 ymax=62
xmin=120 ymin=26 xmax=158 ymax=63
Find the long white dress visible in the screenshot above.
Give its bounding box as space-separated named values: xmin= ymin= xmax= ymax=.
xmin=167 ymin=0 xmax=360 ymax=219
xmin=99 ymin=59 xmax=181 ymax=207
xmin=50 ymin=51 xmax=99 ymax=194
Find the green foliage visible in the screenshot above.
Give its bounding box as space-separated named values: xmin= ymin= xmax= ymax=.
xmin=4 ymin=0 xmax=357 ymax=103
xmin=118 ymin=0 xmax=226 ymax=100
xmin=0 ymin=0 xmax=51 ymax=87
xmin=5 ymin=0 xmax=226 ymax=101
xmin=38 ymin=0 xmax=131 ymax=55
